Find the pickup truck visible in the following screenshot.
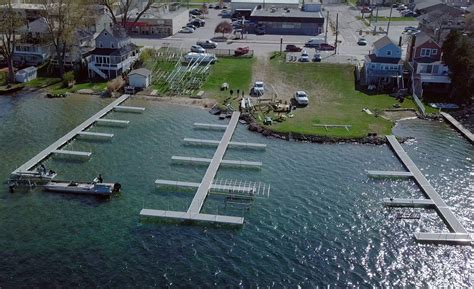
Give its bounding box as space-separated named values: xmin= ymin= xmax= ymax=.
xmin=196 ymin=40 xmax=217 ymax=49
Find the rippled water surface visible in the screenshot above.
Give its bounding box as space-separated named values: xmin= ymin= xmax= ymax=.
xmin=0 ymin=94 xmax=472 ymax=287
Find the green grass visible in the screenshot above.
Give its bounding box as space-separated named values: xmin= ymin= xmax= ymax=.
xmin=202 ymin=57 xmax=254 ymax=107
xmin=357 ymin=16 xmax=417 ymax=22
xmin=0 ymin=71 xmax=7 ymax=85
xmin=24 ymin=77 xmax=62 ymax=88
xmin=347 ymin=0 xmax=358 ymax=7
xmin=261 ymin=60 xmax=422 ymax=138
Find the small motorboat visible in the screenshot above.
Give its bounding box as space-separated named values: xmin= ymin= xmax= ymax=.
xmin=43 ymin=180 xmax=121 ymax=196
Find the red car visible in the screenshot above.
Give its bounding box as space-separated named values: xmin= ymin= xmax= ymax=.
xmin=234 ymin=46 xmax=249 ymax=56
xmin=318 ymin=43 xmax=335 ymax=51
xmin=285 ymin=44 xmax=302 ymax=52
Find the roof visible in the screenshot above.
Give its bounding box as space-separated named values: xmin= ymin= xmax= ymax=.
xmin=232 ymin=0 xmax=299 ymax=4
xmin=373 ymin=36 xmax=396 ymax=50
xmin=413 ymin=56 xmax=441 ymax=63
xmin=415 ymin=0 xmax=443 ymax=11
xmin=89 ymin=43 xmax=138 ymax=57
xmin=17 ymin=66 xmax=37 ymax=73
xmin=413 ymin=31 xmax=440 ymax=48
xmin=250 ymin=8 xmax=324 ymax=19
xmin=19 ymin=17 xmax=49 ymax=34
xmin=366 ymin=54 xmax=403 ymax=64
xmin=129 ymin=68 xmax=152 ymax=77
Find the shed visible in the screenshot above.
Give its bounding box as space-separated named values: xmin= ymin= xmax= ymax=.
xmin=15 ymin=66 xmax=37 ymax=83
xmin=128 ymin=68 xmax=152 ymax=89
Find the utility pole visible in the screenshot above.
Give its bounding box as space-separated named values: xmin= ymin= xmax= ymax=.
xmin=386 ymin=5 xmax=393 ymax=35
xmin=324 ymin=10 xmax=329 ymax=43
xmin=335 ymin=13 xmax=339 ymax=55
xmin=374 ymin=5 xmax=379 ymax=33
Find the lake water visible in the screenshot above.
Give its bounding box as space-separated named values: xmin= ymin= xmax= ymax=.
xmin=0 ymin=93 xmax=472 ymax=287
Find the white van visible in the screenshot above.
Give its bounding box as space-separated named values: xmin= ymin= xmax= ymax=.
xmin=304 ymin=37 xmax=325 ymax=48
xmin=183 ymin=52 xmax=217 ymax=64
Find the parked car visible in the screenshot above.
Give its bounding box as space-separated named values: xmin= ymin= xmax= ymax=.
xmin=357 ymin=38 xmax=368 ymax=46
xmin=318 ymin=43 xmax=335 ymax=51
xmin=214 ymin=5 xmax=221 ymax=9
xmin=361 ymin=7 xmax=373 ymax=13
xmin=312 ymin=53 xmax=322 ymax=62
xmin=208 ymin=4 xmax=214 ymax=8
xmin=179 ymin=27 xmax=194 ymax=33
xmin=392 ymin=3 xmax=399 ymax=8
xmin=404 ymin=26 xmax=418 ymax=32
xmin=294 ymin=91 xmax=309 ymax=105
xmin=251 ymin=81 xmax=265 ymax=96
xmin=190 ymin=19 xmax=205 ymax=27
xmin=196 ymin=40 xmax=217 ymax=49
xmin=190 ymin=45 xmax=205 ymax=53
xmin=186 ymin=23 xmax=198 ymax=30
xmin=285 ymin=44 xmax=302 ymax=52
xmin=255 ymin=26 xmax=265 ymax=35
xmin=234 ymin=46 xmax=249 ymax=56
xmin=305 ymin=37 xmax=325 ymax=48
xmin=298 ymin=51 xmax=310 ymax=62
xmin=189 ymin=9 xmax=202 ymax=15
xmin=402 ymin=11 xmax=416 ymax=17
xmin=397 ymin=5 xmax=407 ymax=11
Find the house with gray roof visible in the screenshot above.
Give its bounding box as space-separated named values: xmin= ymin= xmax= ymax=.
xmin=362 ymin=36 xmax=404 ymax=90
xmin=87 ymin=26 xmax=140 ymax=80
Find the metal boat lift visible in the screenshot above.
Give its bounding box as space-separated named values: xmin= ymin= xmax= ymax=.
xmin=141 ymin=112 xmax=270 ymax=225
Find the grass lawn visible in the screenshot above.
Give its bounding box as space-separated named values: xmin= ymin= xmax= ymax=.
xmin=357 ymin=16 xmax=417 ymax=22
xmin=260 ymin=59 xmax=424 ymax=138
xmin=202 ymin=57 xmax=254 ymax=107
xmin=24 ymin=77 xmax=62 ymax=89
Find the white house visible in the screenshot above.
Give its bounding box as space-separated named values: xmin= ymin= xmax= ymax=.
xmin=128 ymin=68 xmax=152 ymax=89
xmin=15 ymin=66 xmax=37 ymax=83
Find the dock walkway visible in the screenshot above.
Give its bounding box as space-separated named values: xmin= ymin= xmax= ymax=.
xmin=12 ymin=95 xmax=130 ymax=175
xmin=384 ymin=135 xmax=471 ymax=244
xmin=440 ymin=112 xmax=474 ymax=144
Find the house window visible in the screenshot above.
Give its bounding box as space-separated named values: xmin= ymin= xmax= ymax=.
xmin=421 ymin=48 xmax=431 ymax=57
xmin=426 ymin=65 xmax=432 ymax=73
xmin=432 ymin=65 xmax=439 ymax=74
xmin=387 ymin=50 xmax=392 ymax=56
xmin=431 ymin=49 xmax=437 ymax=55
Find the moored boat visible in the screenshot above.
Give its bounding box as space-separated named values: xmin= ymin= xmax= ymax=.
xmin=43 ymin=180 xmax=121 ymax=196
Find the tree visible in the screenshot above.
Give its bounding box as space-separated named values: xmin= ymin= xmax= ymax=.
xmin=0 ymin=0 xmax=25 ymax=83
xmin=442 ymin=31 xmax=474 ymax=104
xmin=214 ymin=21 xmax=232 ymax=38
xmin=465 ymin=13 xmax=474 ymax=36
xmin=39 ymin=0 xmax=88 ymax=79
xmin=95 ymin=0 xmax=154 ymax=27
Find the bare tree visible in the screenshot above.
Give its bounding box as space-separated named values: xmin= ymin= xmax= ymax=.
xmin=0 ymin=0 xmax=25 ymax=83
xmin=215 ymin=21 xmax=232 ymax=38
xmin=39 ymin=0 xmax=88 ymax=79
xmin=95 ymin=0 xmax=154 ymax=27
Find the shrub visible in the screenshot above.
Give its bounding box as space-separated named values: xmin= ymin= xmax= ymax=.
xmin=63 ymin=71 xmax=75 ymax=87
xmin=107 ymin=76 xmax=125 ymax=94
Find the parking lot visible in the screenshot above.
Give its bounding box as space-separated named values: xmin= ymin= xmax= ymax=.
xmin=131 ymin=4 xmax=418 ymax=65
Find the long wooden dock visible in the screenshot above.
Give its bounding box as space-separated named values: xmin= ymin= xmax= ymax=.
xmin=12 ymin=95 xmax=130 ymax=175
xmin=440 ymin=112 xmax=474 ymax=144
xmin=367 ymin=170 xmax=413 ymax=178
xmin=141 ymin=112 xmax=249 ymax=225
xmin=384 ymin=135 xmax=471 ymax=244
xmin=183 ymin=138 xmax=267 ymax=149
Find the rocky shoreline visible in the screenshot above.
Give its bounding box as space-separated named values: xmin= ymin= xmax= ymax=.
xmin=240 ymin=114 xmax=413 ymax=145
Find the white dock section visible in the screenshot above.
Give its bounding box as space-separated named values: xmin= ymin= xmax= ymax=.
xmin=52 ymin=149 xmax=92 ymax=158
xmin=440 ymin=112 xmax=474 ymax=143
xmin=414 ymin=232 xmax=472 ymax=244
xmin=171 ymin=155 xmax=262 ymax=167
xmin=382 ymin=198 xmax=435 ymax=208
xmin=114 ymin=105 xmax=145 ymax=113
xmin=140 ymin=209 xmax=244 ymax=225
xmin=155 ymin=179 xmax=256 ymax=193
xmin=188 ymin=112 xmax=241 ymax=213
xmin=183 ymin=138 xmax=267 ymax=149
xmin=193 ymin=122 xmax=228 ymax=130
xmin=386 ymin=135 xmax=471 ymax=243
xmin=367 ymin=170 xmax=413 ymax=177
xmin=77 ymin=131 xmax=114 ymax=140
xmin=95 ymin=118 xmax=130 ymax=127
xmin=12 ymin=95 xmax=129 ymax=175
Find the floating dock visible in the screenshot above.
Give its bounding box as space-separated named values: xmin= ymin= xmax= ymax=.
xmin=382 ymin=198 xmax=435 ymax=208
xmin=183 ymin=138 xmax=266 ymax=149
xmin=77 ymin=131 xmax=114 ymax=140
xmin=52 ymin=149 xmax=92 ymax=158
xmin=372 ymin=135 xmax=472 ymax=245
xmin=171 ymin=155 xmax=262 ymax=168
xmin=141 ymin=111 xmax=268 ymax=225
xmin=96 ymin=119 xmax=130 ymax=127
xmin=440 ymin=112 xmax=474 ymax=144
xmin=367 ymin=170 xmax=413 ymax=178
xmin=193 ymin=122 xmax=228 ymax=130
xmin=12 ymin=95 xmax=131 ymax=176
xmin=113 ymin=105 xmax=145 ymax=113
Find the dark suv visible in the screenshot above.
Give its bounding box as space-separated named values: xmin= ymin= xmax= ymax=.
xmin=285 ymin=44 xmax=302 ymax=52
